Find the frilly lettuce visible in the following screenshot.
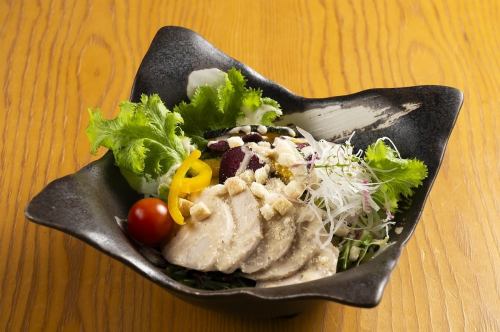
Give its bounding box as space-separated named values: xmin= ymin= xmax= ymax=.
xmin=86 ymin=68 xmax=282 ymax=194
xmin=87 ymin=94 xmax=192 ymax=194
xmin=365 ymin=139 xmax=428 ymax=212
xmin=174 ymin=68 xmax=282 ymax=139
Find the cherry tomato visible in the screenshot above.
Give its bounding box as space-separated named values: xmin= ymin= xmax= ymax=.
xmin=127 ymin=198 xmax=173 ymax=246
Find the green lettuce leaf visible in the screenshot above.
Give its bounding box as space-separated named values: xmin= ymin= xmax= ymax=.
xmin=87 ymin=94 xmax=190 ymax=193
xmin=259 ymin=98 xmax=282 ymax=125
xmin=174 ymin=68 xmax=282 ymax=137
xmin=365 ymin=140 xmax=428 ymax=212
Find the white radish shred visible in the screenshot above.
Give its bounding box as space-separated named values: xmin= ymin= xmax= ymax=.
xmin=296 ymin=127 xmax=392 ymax=248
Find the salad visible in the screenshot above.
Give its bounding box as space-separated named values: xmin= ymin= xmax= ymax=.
xmin=87 ymin=68 xmax=427 ymax=289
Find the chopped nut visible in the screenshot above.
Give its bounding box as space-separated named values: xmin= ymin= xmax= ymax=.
xmin=178 ymin=198 xmax=194 ymax=217
xmin=349 ymin=246 xmax=361 ymax=261
xmin=188 ymin=191 xmax=201 ymax=201
xmin=248 ymin=143 xmax=271 ymax=157
xmin=225 ymin=177 xmax=247 ymax=196
xmin=250 ymin=182 xmax=268 ymax=199
xmin=284 ymin=180 xmax=306 ymax=199
xmin=277 ymin=153 xmax=296 ymax=167
xmin=190 ymin=202 xmax=212 ymax=221
xmin=260 ymin=204 xmax=275 ymax=221
xmin=292 ymin=165 xmax=308 ymax=178
xmin=291 ymin=138 xmax=308 ymax=144
xmin=227 ymin=136 xmax=244 ymax=148
xmin=254 ymin=165 xmax=269 ymax=184
xmin=246 ymin=142 xmax=258 ymax=149
xmin=265 ymin=192 xmax=281 ymax=205
xmin=265 ymin=177 xmax=286 ymax=193
xmin=239 ymin=169 xmax=255 ymax=184
xmin=334 ymin=225 xmax=350 ymax=237
xmin=272 ymin=196 xmax=293 ymax=216
xmin=210 ymin=184 xmax=227 ymax=196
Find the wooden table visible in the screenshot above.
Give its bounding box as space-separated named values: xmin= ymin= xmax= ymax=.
xmin=1 ymin=0 xmax=498 ymax=331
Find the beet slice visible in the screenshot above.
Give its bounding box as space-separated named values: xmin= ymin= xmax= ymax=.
xmin=219 ymin=148 xmax=245 ymax=183
xmin=242 ymin=133 xmax=263 ymax=143
xmin=248 ymin=155 xmax=265 ymax=171
xmin=219 ymin=147 xmax=265 ymax=183
xmin=207 ymin=140 xmax=229 ymax=153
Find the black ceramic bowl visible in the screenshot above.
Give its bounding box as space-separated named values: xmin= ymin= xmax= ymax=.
xmin=25 ymin=26 xmax=463 ymax=317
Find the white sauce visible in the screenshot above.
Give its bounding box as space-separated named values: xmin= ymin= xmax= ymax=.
xmin=228 ymin=126 xmax=251 ymax=134
xmin=207 ymin=140 xmax=219 ymax=147
xmin=241 ymin=125 xmax=252 ymax=134
xmin=235 ymin=147 xmax=253 ymax=175
xmin=257 ymin=125 xmax=268 ymax=134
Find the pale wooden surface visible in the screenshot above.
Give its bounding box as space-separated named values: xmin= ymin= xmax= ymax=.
xmin=1 ymin=0 xmax=499 ymax=331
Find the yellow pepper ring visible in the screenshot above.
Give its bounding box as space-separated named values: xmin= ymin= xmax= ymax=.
xmin=167 ymin=149 xmax=213 ymax=225
xmin=180 ymin=159 xmax=212 ymax=193
xmin=168 ymin=150 xmax=201 ymax=225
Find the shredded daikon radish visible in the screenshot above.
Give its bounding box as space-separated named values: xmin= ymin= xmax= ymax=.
xmin=296 ymin=127 xmax=394 ymax=247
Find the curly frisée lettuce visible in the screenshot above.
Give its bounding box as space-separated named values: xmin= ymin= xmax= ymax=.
xmin=174 ymin=68 xmax=282 ymax=139
xmin=365 ymin=139 xmax=428 ymax=213
xmin=86 ymin=68 xmax=283 ymax=195
xmin=87 ymin=94 xmax=193 ymax=195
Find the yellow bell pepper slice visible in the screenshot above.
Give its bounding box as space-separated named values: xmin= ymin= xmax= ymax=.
xmin=168 ymin=150 xmax=201 ymax=225
xmin=180 ymin=159 xmax=212 ymax=193
xmin=167 ymin=149 xmax=213 ymax=225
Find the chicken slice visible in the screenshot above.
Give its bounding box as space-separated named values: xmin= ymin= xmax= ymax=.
xmin=247 ymin=212 xmax=323 ymax=281
xmin=216 ymin=187 xmax=263 ymax=273
xmin=257 ymin=244 xmax=339 ymax=288
xmin=241 ymin=214 xmax=296 ymax=274
xmin=162 ymin=191 xmax=234 ymax=271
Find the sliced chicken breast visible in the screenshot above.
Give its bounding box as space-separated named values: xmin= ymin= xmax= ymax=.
xmin=241 ymin=214 xmax=296 ymax=274
xmin=216 ymin=187 xmax=263 ymax=273
xmin=257 ymin=244 xmax=339 ymax=288
xmin=247 ymin=212 xmax=323 ymax=281
xmin=162 ymin=192 xmax=234 ymax=271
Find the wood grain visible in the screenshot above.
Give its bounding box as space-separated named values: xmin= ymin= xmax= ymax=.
xmin=1 ymin=0 xmax=499 ymax=331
